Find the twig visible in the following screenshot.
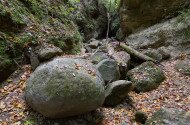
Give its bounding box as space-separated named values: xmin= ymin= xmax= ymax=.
xmin=13 ymin=59 xmax=22 ymax=70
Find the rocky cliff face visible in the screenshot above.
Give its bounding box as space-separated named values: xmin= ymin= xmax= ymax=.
xmin=125 ymin=16 xmax=190 ymax=59
xmin=119 ymin=0 xmax=190 ymax=36
xmin=0 ymin=0 xmax=107 ymax=82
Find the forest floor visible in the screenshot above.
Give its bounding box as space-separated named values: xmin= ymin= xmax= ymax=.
xmin=0 ymin=59 xmax=190 ymax=125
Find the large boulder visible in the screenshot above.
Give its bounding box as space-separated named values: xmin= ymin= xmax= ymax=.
xmin=119 ymin=0 xmax=190 ymax=35
xmin=104 ymin=80 xmax=134 ymax=106
xmin=97 ymin=59 xmax=120 ymax=82
xmin=25 ymin=58 xmax=105 ymax=118
xmin=127 ymin=61 xmax=165 ymax=92
xmin=145 ymin=108 xmax=190 ymax=125
xmin=126 ymin=16 xmax=190 ymax=59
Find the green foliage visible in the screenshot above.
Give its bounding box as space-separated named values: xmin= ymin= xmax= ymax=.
xmin=23 ymin=116 xmax=37 ymax=125
xmin=177 ymin=8 xmax=190 ymax=38
xmin=99 ymin=0 xmax=120 ymax=13
xmin=0 ymin=0 xmax=83 ymax=57
xmin=178 ymin=9 xmax=190 ymax=23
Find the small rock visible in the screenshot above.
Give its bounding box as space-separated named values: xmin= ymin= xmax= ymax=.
xmin=37 ymin=43 xmax=63 ymax=61
xmin=145 ymin=108 xmax=190 ymax=125
xmin=175 ymin=59 xmax=190 ymax=76
xmin=84 ymin=45 xmax=93 ymax=53
xmin=135 ymin=111 xmax=148 ymax=124
xmin=97 ymin=59 xmax=120 ymax=82
xmin=104 ymin=80 xmax=134 ymax=106
xmin=90 ymin=52 xmax=109 ymax=64
xmin=30 ymin=53 xmax=40 ymax=70
xmin=157 ymin=47 xmax=170 ymax=60
xmin=127 ymin=61 xmax=165 ymax=92
xmin=88 ymin=39 xmax=101 ymax=49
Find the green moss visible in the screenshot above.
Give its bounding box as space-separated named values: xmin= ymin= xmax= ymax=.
xmin=0 ymin=1 xmax=29 ymax=26
xmin=127 ymin=61 xmax=165 ymax=92
xmin=23 ymin=115 xmax=37 ymax=125
xmin=0 ymin=39 xmax=12 ymax=68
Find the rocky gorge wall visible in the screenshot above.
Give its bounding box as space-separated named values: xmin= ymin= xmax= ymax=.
xmin=0 ymin=0 xmax=108 ymax=82
xmin=119 ymin=0 xmax=190 ymax=36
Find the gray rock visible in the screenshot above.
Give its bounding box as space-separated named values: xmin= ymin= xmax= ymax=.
xmin=112 ymin=51 xmax=130 ymax=78
xmin=84 ymin=45 xmax=93 ymax=53
xmin=126 ymin=17 xmax=190 ymax=59
xmin=25 ymin=58 xmax=105 ymax=118
xmin=145 ymin=108 xmax=190 ymax=125
xmin=97 ymin=59 xmax=120 ymax=82
xmin=88 ymin=39 xmax=101 ymax=49
xmin=90 ymin=52 xmax=109 ymax=64
xmin=104 ymin=80 xmax=134 ymax=106
xmin=157 ymin=47 xmax=171 ymax=60
xmin=127 ymin=61 xmax=165 ymax=92
xmin=30 ymin=53 xmax=40 ymax=70
xmin=120 ymin=0 xmax=190 ymax=35
xmin=112 ymin=51 xmax=130 ymax=68
xmin=37 ymin=43 xmax=63 ymax=61
xmin=143 ymin=49 xmax=163 ymax=62
xmin=175 ymin=59 xmax=190 ymax=76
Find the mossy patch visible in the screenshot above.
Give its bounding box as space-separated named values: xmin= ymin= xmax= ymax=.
xmin=127 ymin=61 xmax=165 ymax=92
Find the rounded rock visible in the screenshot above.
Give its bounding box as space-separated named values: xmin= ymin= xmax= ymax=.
xmin=25 ymin=58 xmax=105 ymax=118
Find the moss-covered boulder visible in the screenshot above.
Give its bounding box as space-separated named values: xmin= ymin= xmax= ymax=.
xmin=25 ymin=57 xmax=105 ymax=118
xmin=127 ymin=61 xmax=165 ymax=92
xmin=119 ymin=0 xmax=190 ymax=36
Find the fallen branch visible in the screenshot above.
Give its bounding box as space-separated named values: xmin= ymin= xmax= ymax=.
xmin=120 ymin=43 xmax=156 ymax=63
xmin=13 ymin=59 xmax=22 ymax=69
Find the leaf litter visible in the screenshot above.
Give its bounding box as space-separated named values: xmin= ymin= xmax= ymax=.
xmin=0 ymin=60 xmax=189 ymax=125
